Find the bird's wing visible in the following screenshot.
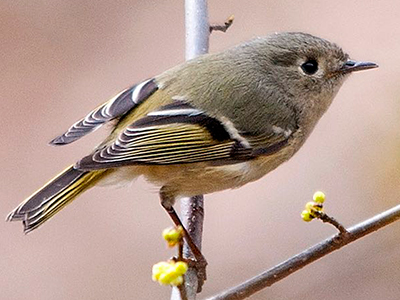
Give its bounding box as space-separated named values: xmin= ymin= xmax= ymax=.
xmin=76 ymin=100 xmax=292 ymax=170
xmin=50 ymin=79 xmax=158 ymax=145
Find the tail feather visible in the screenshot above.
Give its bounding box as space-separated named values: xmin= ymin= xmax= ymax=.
xmin=7 ymin=166 xmax=108 ymax=233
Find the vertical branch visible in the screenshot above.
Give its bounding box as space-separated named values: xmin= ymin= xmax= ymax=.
xmin=185 ymin=0 xmax=210 ymax=59
xmin=171 ymin=1 xmax=209 ymax=300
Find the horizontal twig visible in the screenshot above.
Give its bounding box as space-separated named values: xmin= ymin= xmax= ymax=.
xmin=205 ymin=204 xmax=400 ymax=300
xmin=210 ymin=15 xmax=234 ymax=33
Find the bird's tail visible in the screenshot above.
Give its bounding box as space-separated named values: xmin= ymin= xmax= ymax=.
xmin=6 ymin=166 xmax=108 ymax=233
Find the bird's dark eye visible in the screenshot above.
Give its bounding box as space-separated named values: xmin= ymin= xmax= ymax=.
xmin=301 ymin=59 xmax=319 ymax=75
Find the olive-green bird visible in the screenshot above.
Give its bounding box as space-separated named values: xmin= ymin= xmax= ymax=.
xmin=7 ymin=32 xmax=377 ymax=238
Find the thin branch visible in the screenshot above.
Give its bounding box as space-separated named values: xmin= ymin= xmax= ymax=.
xmin=313 ymin=210 xmax=349 ymax=235
xmin=180 ymin=196 xmax=206 ymax=298
xmin=210 ymin=15 xmax=234 ymax=33
xmin=205 ymin=204 xmax=400 ymax=300
xmin=177 ymin=283 xmax=189 ymax=300
xmin=185 ymin=0 xmax=210 ymax=60
xmin=171 ymin=1 xmax=210 ymax=300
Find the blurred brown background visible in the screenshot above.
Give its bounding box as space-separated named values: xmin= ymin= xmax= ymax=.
xmin=1 ymin=1 xmax=400 ymax=299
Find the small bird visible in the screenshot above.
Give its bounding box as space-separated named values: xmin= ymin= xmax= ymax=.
xmin=7 ymin=32 xmax=377 ymax=242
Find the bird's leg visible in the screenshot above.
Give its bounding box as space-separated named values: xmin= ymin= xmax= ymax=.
xmin=163 ymin=206 xmax=205 ymax=261
xmin=159 ymin=187 xmax=208 ymax=281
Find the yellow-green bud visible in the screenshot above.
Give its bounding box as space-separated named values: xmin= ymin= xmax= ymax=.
xmin=313 ymin=191 xmax=326 ymax=203
xmin=301 ymin=210 xmax=314 ymax=222
xmin=305 ymin=201 xmax=316 ymax=211
xmin=152 ymin=262 xmax=170 ymax=283
xmin=174 ymin=261 xmax=188 ymax=274
xmin=162 ymin=226 xmax=184 ymax=247
xmin=152 ymin=261 xmax=188 ymax=286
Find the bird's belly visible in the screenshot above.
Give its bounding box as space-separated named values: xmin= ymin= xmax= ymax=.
xmin=121 ymin=155 xmax=285 ymax=197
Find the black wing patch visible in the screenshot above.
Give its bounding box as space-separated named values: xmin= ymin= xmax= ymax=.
xmin=133 ymin=100 xmax=231 ymax=141
xmin=50 ymin=79 xmax=158 ymax=145
xmin=76 ymin=101 xmax=253 ymax=169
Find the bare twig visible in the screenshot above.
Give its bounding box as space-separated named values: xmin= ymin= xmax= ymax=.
xmin=185 ymin=0 xmax=210 ymax=60
xmin=182 ymin=196 xmax=206 ymax=288
xmin=177 ymin=282 xmax=189 ymax=300
xmin=205 ymin=204 xmax=400 ymax=300
xmin=210 ymin=15 xmax=234 ymax=33
xmin=313 ymin=210 xmax=349 ymax=235
xmin=171 ymin=1 xmax=210 ymax=300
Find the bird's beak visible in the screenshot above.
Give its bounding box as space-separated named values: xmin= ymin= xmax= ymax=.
xmin=340 ymin=59 xmax=378 ymax=73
